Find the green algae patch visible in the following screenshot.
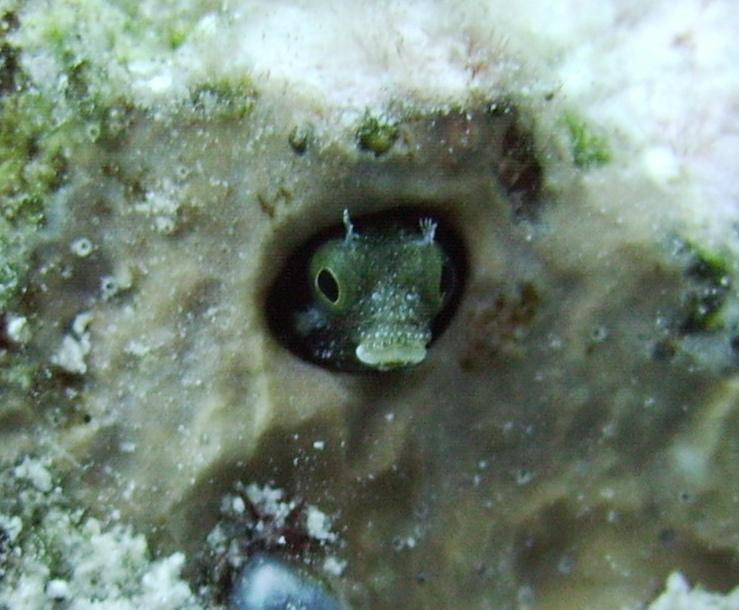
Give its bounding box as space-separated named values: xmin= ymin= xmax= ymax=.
xmin=0 ymin=88 xmax=69 ymax=312
xmin=680 ymin=242 xmax=733 ymax=334
xmin=563 ymin=112 xmax=612 ymax=168
xmin=288 ymin=124 xmax=314 ymax=155
xmin=0 ymin=8 xmax=141 ymax=403
xmin=0 ymin=6 xmax=140 ymax=311
xmin=0 ymin=261 xmax=20 ymax=307
xmin=189 ymin=77 xmax=258 ymax=122
xmin=0 ymin=92 xmax=67 ymax=226
xmin=166 ymin=24 xmax=189 ymax=50
xmin=356 ymin=112 xmax=398 ymax=156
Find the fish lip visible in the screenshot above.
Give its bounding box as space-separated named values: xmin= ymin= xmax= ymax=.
xmin=355 ymin=341 xmax=428 ymax=369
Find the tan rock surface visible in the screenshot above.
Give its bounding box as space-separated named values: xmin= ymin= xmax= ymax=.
xmin=5 ymin=93 xmax=735 ymax=609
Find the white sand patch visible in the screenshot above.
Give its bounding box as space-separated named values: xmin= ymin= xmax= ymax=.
xmin=645 ymin=572 xmax=739 ymax=610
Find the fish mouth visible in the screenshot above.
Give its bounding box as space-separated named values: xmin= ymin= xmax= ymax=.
xmin=355 ymin=330 xmax=430 ymax=369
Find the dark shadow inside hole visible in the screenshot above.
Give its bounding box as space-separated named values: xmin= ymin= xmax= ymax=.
xmin=488 ymin=103 xmax=544 ymax=220
xmin=265 ymin=206 xmax=467 ymax=372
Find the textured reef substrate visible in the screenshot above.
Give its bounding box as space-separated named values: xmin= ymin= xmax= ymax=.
xmin=1 ymin=1 xmax=738 ymax=609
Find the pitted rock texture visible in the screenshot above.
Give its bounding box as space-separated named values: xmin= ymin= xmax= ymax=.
xmin=5 ymin=98 xmax=739 ymax=610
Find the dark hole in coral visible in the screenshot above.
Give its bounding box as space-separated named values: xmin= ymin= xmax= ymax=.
xmin=488 ymin=103 xmax=544 ymax=220
xmin=265 ymin=206 xmax=467 ymax=372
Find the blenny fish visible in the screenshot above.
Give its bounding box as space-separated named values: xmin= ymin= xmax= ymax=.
xmin=295 ymin=210 xmax=450 ymax=371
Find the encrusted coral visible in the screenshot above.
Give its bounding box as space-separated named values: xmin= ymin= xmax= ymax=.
xmin=0 ymin=459 xmax=202 ymax=610
xmin=197 ymin=483 xmax=342 ymax=606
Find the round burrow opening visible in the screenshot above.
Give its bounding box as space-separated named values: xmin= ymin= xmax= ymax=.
xmin=265 ymin=206 xmax=467 ymax=372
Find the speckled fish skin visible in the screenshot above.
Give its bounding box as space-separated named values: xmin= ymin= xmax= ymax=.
xmin=230 ymin=554 xmax=343 ymax=610
xmin=296 ymin=216 xmax=446 ymax=371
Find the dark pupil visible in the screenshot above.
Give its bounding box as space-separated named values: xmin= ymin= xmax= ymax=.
xmin=317 ymin=268 xmax=340 ymax=304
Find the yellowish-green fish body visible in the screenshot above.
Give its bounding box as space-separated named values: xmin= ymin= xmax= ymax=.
xmin=296 ymin=211 xmax=447 ymax=371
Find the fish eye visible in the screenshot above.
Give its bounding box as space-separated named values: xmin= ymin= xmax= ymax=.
xmin=315 ymin=267 xmax=341 ymax=304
